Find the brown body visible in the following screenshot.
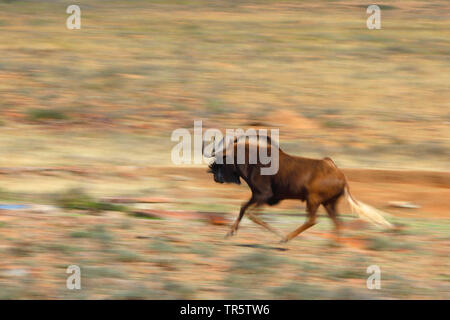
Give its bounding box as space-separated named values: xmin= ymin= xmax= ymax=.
xmin=207 ymin=137 xmax=391 ymax=242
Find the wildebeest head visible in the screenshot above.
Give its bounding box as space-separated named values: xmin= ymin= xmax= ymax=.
xmin=204 ymin=134 xmax=276 ymax=185
xmin=202 ymin=135 xmax=277 ymax=184
xmin=208 ymin=160 xmax=241 ymax=184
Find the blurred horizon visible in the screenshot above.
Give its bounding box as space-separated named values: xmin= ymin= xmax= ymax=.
xmin=0 ymin=0 xmax=448 ymax=171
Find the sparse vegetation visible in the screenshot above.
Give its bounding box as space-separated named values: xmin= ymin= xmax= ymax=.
xmin=55 ymin=189 xmax=128 ymax=213
xmin=0 ymin=0 xmax=447 ymax=172
xmin=162 ymin=279 xmax=196 ymax=299
xmin=84 ymin=266 xmax=126 ymax=279
xmin=149 ymin=239 xmax=180 ymax=254
xmin=189 ymin=243 xmax=215 ymax=258
xmin=271 ymin=282 xmax=327 ymax=300
xmin=39 ymin=243 xmax=81 ymax=255
xmin=321 ymin=119 xmax=356 ymax=129
xmin=69 ymin=225 xmax=114 ymax=243
xmin=9 ymin=240 xmax=34 ymax=257
xmin=326 ymin=268 xmax=366 ymax=280
xmin=113 ymin=249 xmax=144 ymax=263
xmin=365 ymin=235 xmax=418 ymax=251
xmin=111 ymin=284 xmax=159 ymax=300
xmin=229 ymin=251 xmax=287 ymax=275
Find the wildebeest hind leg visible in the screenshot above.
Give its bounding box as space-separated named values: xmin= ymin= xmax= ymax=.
xmin=324 ymin=199 xmax=342 ymax=243
xmin=281 ymin=201 xmax=319 ymax=243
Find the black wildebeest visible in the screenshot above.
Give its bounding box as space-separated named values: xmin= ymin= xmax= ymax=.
xmin=204 ymin=135 xmax=392 ymax=243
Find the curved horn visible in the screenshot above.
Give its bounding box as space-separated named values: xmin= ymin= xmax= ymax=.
xmin=211 ymin=135 xmax=216 ymax=157
xmin=202 ymin=138 xmax=206 ymax=157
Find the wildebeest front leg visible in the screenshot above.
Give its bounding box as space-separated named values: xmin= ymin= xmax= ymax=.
xmin=281 ymin=201 xmax=319 ymax=243
xmin=226 ymin=199 xmax=254 ymax=238
xmin=247 ymin=210 xmax=285 ymax=240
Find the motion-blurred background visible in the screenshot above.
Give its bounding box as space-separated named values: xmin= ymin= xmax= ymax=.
xmin=0 ymin=0 xmax=448 ymax=299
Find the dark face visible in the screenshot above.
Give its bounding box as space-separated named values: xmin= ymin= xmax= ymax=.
xmin=208 ymin=161 xmax=241 ymax=184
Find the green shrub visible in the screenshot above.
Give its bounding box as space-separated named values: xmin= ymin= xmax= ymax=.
xmin=328 ymin=287 xmax=378 ymax=300
xmin=9 ymin=240 xmax=34 ymax=257
xmin=366 ymin=236 xmax=393 ymax=250
xmin=189 ymin=243 xmax=215 ymax=257
xmin=150 ymin=239 xmax=180 ymax=253
xmin=326 ymin=268 xmax=366 ymax=280
xmin=321 ymin=119 xmax=355 ymax=129
xmin=112 ymin=285 xmax=158 ymax=300
xmin=39 ymin=243 xmax=80 ymax=255
xmin=69 ymin=225 xmax=114 ymax=243
xmin=270 ymin=282 xmax=327 ymax=299
xmin=365 ymin=236 xmax=417 ymax=251
xmin=229 ymin=251 xmax=286 ymax=275
xmin=162 ymin=279 xmax=196 ymax=299
xmin=113 ymin=249 xmax=144 ymax=262
xmin=84 ymin=266 xmax=126 ymax=279
xmin=26 ymin=109 xmax=67 ymax=121
xmin=55 ymin=188 xmax=127 ymax=212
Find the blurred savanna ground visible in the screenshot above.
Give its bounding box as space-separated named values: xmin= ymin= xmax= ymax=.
xmin=1 ymin=0 xmax=449 ymax=169
xmin=0 ymin=0 xmax=448 ymax=299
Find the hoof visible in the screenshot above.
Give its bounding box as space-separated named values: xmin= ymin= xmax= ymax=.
xmin=279 ymin=237 xmax=288 ymax=244
xmin=225 ymin=231 xmax=235 ymax=239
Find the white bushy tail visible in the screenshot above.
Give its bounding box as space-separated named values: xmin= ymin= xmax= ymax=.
xmin=344 ymin=186 xmax=393 ymax=228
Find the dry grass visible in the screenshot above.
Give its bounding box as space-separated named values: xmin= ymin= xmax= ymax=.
xmin=0 ymin=0 xmax=448 ymax=170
